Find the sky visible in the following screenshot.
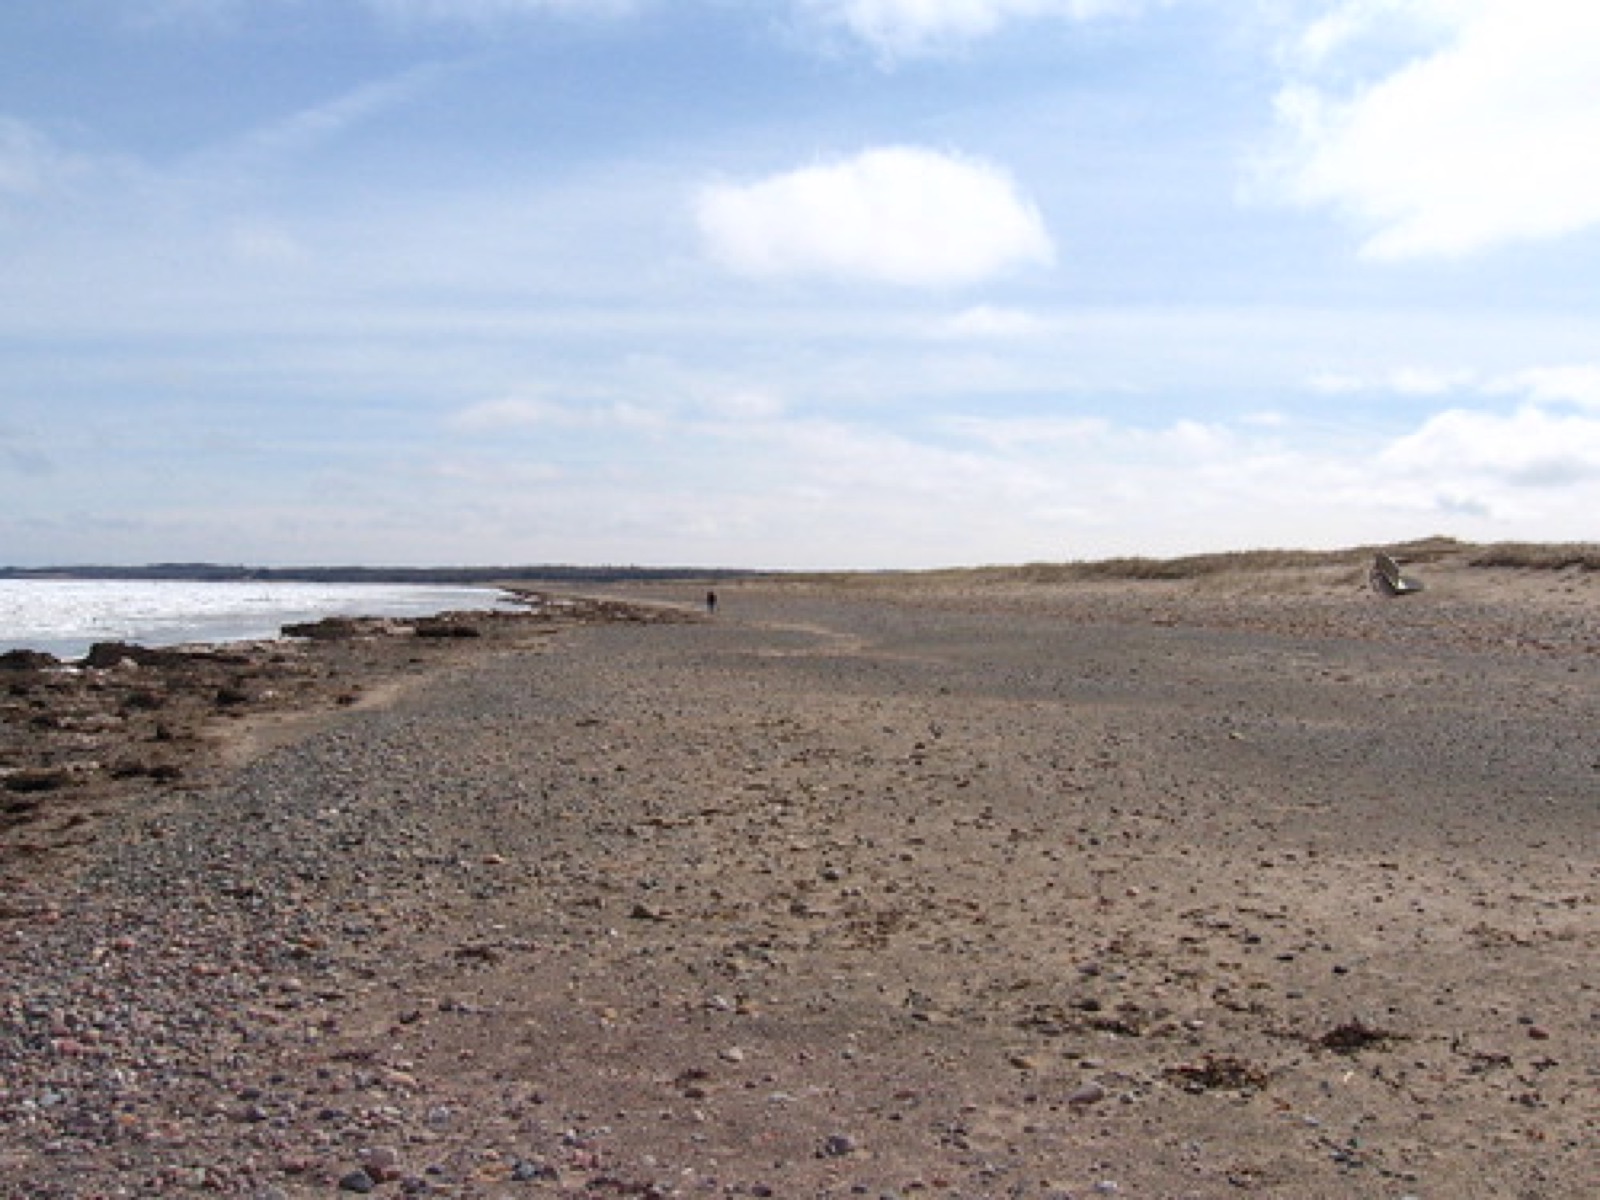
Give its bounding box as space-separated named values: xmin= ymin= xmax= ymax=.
xmin=2 ymin=0 xmax=1598 ymax=570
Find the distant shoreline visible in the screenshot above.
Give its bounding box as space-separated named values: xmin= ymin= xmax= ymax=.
xmin=0 ymin=563 xmax=763 ymax=585
xmin=2 ymin=536 xmax=1595 ymax=585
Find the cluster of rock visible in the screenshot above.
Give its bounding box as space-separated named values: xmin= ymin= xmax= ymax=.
xmin=2 ymin=596 xmax=690 ymax=864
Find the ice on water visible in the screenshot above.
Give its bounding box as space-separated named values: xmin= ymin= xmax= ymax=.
xmin=0 ymin=579 xmax=514 ymax=660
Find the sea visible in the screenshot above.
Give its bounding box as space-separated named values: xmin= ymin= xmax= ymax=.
xmin=0 ymin=578 xmax=519 ymax=660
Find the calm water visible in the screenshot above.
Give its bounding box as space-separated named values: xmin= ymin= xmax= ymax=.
xmin=0 ymin=579 xmax=517 ymax=660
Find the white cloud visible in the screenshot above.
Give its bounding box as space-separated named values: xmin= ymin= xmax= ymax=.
xmin=1380 ymin=405 xmax=1600 ymax=487
xmin=1271 ymin=0 xmax=1600 ymax=258
xmin=699 ymin=389 xmax=789 ymax=422
xmin=1305 ymin=371 xmax=1364 ymax=395
xmin=1490 ymin=364 xmax=1600 ymax=410
xmin=798 ymin=0 xmax=1142 ymax=57
xmin=695 ymin=146 xmax=1054 ymax=287
xmin=943 ymin=413 xmax=1111 ymax=448
xmin=1386 ymin=366 xmax=1472 ymax=396
xmin=1359 ymin=363 xmax=1600 ymax=521
xmin=452 ymin=397 xmax=568 ymax=431
xmin=452 ymin=395 xmax=671 ymax=435
xmin=1306 ymin=365 xmax=1475 ymax=396
xmin=1287 ymin=0 xmax=1465 ymax=68
xmin=940 ymin=304 xmax=1048 ymax=338
xmin=1242 ymin=410 xmax=1288 ymax=428
xmin=1306 ymin=362 xmax=1600 ymax=410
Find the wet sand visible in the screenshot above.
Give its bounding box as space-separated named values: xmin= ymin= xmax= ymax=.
xmin=2 ymin=564 xmax=1596 ymax=1198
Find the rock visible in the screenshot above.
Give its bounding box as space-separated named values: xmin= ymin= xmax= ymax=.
xmin=1318 ymin=1019 xmax=1395 ymax=1053
xmin=281 ymin=617 xmax=370 ymax=641
xmin=4 ymin=768 xmax=75 ymax=794
xmin=338 ymin=1168 xmax=376 ymax=1193
xmin=415 ymin=617 xmax=481 ymax=639
xmin=82 ymin=641 xmax=190 ymax=668
xmin=511 ymin=1159 xmax=560 ymax=1182
xmin=110 ymin=759 xmax=183 ymax=783
xmin=362 ymin=1146 xmax=403 ymax=1181
xmin=1067 ymin=1082 xmax=1107 ymax=1106
xmin=0 ymin=649 xmax=58 ymax=670
xmin=83 ymin=642 xmax=144 ymax=668
xmin=820 ymin=1133 xmax=859 ymax=1158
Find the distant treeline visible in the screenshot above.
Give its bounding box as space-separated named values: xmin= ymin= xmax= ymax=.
xmin=0 ymin=563 xmax=766 ymax=584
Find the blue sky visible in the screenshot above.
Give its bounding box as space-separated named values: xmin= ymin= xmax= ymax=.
xmin=2 ymin=0 xmax=1597 ymax=569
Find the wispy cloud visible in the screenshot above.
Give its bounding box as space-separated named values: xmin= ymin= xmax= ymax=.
xmin=451 ymin=397 xmax=571 ymax=432
xmin=1269 ymin=0 xmax=1600 ymax=258
xmin=0 ymin=117 xmax=91 ymax=201
xmin=938 ymin=305 xmax=1048 ymax=339
xmin=451 ymin=395 xmax=672 ymax=435
xmin=695 ymin=146 xmax=1054 ymax=287
xmin=1307 ymin=365 xmax=1476 ymax=397
xmin=134 ymin=0 xmax=639 ymax=33
xmin=0 ymin=423 xmax=52 ymax=477
xmin=797 ymin=0 xmax=1145 ymax=58
xmin=130 ymin=0 xmax=253 ymax=30
xmin=1307 ymin=361 xmax=1600 ymax=410
xmin=204 ymin=65 xmax=452 ymax=175
xmin=361 ymin=0 xmax=640 ymax=26
xmin=942 ymin=414 xmax=1110 ymax=449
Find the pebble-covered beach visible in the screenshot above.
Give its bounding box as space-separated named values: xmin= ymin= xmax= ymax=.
xmin=2 ymin=566 xmax=1596 ymax=1198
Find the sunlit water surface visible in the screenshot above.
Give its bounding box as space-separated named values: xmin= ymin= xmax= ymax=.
xmin=0 ymin=579 xmax=516 ymax=659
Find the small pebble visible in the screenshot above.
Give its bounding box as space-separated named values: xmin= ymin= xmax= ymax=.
xmin=511 ymin=1159 xmax=559 ymax=1182
xmin=1068 ymin=1083 xmax=1107 ymax=1106
xmin=363 ymin=1146 xmax=402 ymax=1180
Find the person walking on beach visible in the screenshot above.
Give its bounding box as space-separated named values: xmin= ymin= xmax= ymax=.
xmin=705 ymin=590 xmax=718 ymax=615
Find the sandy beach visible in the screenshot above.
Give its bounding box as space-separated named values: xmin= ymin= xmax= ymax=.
xmin=2 ymin=555 xmax=1596 ymax=1198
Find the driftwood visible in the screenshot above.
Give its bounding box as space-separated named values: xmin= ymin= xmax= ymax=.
xmin=1369 ymin=553 xmax=1424 ymax=596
